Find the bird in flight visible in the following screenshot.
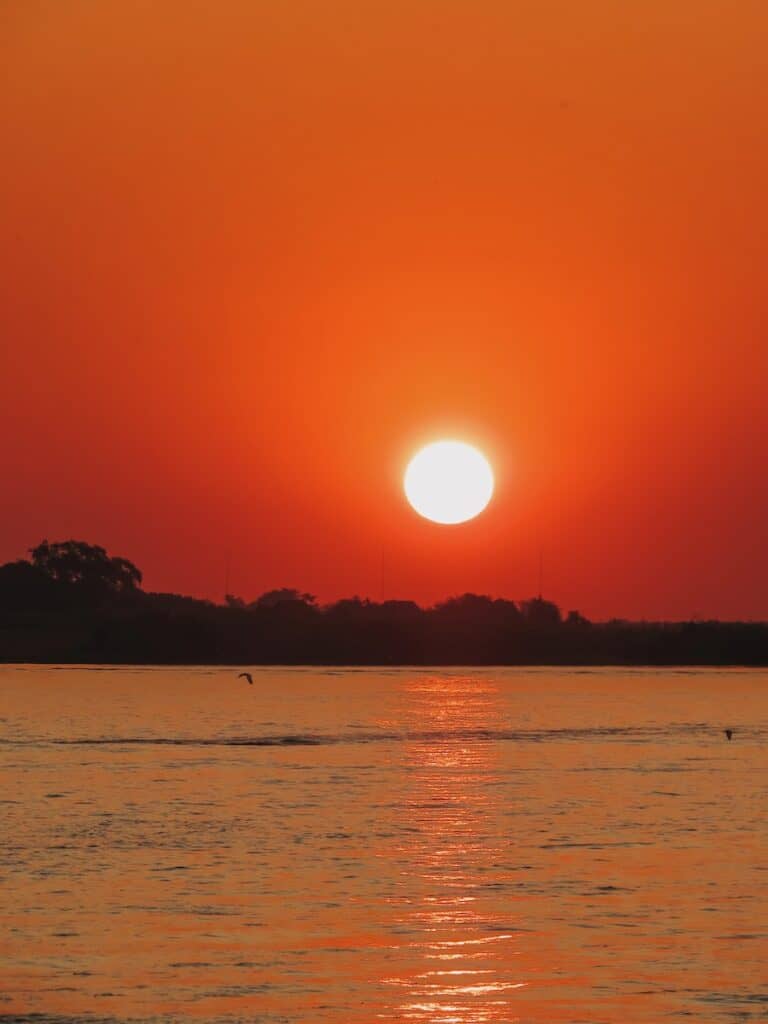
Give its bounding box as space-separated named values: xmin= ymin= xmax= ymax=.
xmin=238 ymin=672 xmax=254 ymax=685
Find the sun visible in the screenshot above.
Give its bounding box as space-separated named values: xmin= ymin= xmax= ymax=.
xmin=404 ymin=441 xmax=494 ymax=524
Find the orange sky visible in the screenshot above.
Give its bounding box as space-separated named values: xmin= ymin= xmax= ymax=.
xmin=2 ymin=0 xmax=767 ymax=619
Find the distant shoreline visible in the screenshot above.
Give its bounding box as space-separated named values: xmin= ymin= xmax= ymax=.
xmin=3 ymin=541 xmax=767 ymax=667
xmin=3 ymin=607 xmax=767 ymax=667
xmin=3 ymin=654 xmax=767 ymax=668
xmin=3 ymin=662 xmax=766 ymax=669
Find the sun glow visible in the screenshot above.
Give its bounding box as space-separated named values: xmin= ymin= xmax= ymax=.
xmin=404 ymin=441 xmax=494 ymax=525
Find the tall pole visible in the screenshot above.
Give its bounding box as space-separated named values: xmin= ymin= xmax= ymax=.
xmin=538 ymin=545 xmax=543 ymax=600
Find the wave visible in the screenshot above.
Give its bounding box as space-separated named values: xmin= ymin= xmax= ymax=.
xmin=1 ymin=724 xmax=760 ymax=748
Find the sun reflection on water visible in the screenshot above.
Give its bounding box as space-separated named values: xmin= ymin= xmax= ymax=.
xmin=377 ymin=676 xmax=527 ymax=1022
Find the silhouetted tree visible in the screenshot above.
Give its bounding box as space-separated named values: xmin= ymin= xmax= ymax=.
xmin=565 ymin=609 xmax=590 ymax=627
xmin=324 ymin=597 xmax=373 ymax=620
xmin=379 ymin=599 xmax=421 ymax=621
xmin=30 ymin=540 xmax=142 ymax=599
xmin=432 ymin=593 xmax=523 ymax=626
xmin=520 ymin=596 xmax=561 ymax=627
xmin=433 ymin=593 xmax=495 ymax=618
xmin=252 ymin=588 xmax=316 ymax=608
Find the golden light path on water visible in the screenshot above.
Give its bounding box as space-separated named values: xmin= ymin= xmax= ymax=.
xmin=378 ymin=676 xmax=528 ymax=1022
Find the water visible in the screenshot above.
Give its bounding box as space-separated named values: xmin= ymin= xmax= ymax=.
xmin=1 ymin=665 xmax=766 ymax=1023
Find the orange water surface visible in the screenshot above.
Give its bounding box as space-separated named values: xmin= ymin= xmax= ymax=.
xmin=0 ymin=666 xmax=766 ymax=1022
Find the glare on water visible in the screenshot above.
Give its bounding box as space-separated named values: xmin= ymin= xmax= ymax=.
xmin=0 ymin=665 xmax=766 ymax=1022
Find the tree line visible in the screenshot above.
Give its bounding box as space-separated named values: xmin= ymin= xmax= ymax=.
xmin=0 ymin=540 xmax=765 ymax=665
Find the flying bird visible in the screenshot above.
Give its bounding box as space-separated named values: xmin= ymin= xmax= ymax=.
xmin=238 ymin=672 xmax=254 ymax=685
xmin=724 ymin=728 xmax=733 ymax=741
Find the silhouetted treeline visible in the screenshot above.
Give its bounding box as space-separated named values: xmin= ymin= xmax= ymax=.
xmin=1 ymin=540 xmax=766 ymax=665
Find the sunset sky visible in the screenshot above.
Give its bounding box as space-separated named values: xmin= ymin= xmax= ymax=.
xmin=2 ymin=1 xmax=767 ymax=619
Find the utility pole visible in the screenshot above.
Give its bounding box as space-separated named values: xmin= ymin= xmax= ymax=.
xmin=224 ymin=548 xmax=231 ymax=602
xmin=538 ymin=546 xmax=543 ymax=600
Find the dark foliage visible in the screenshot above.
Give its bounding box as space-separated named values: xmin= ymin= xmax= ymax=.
xmin=30 ymin=540 xmax=142 ymax=597
xmin=0 ymin=541 xmax=766 ymax=665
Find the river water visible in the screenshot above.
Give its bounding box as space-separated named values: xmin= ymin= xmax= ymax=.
xmin=0 ymin=665 xmax=766 ymax=1022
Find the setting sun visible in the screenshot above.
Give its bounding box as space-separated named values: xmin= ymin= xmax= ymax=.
xmin=404 ymin=441 xmax=494 ymax=525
